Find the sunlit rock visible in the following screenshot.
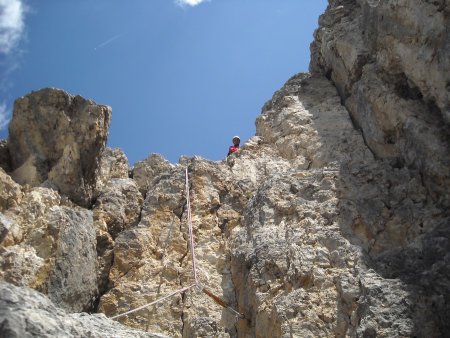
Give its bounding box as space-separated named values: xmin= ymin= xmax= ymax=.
xmin=8 ymin=88 xmax=111 ymax=207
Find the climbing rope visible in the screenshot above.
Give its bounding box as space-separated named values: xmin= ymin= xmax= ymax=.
xmin=110 ymin=284 xmax=197 ymax=320
xmin=110 ymin=168 xmax=244 ymax=321
xmin=185 ymin=167 xmax=199 ymax=285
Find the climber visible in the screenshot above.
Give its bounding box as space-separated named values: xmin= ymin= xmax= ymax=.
xmin=227 ymin=136 xmax=240 ymax=157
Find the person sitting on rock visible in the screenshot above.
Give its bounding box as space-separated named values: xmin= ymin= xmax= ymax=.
xmin=227 ymin=136 xmax=240 ymax=157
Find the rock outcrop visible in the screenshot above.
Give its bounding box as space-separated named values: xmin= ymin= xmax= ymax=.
xmin=0 ymin=282 xmax=167 ymax=338
xmin=310 ymin=0 xmax=450 ymax=207
xmin=1 ymin=1 xmax=449 ymax=337
xmin=309 ymin=0 xmax=450 ymax=335
xmin=132 ymin=153 xmax=174 ymax=195
xmin=0 ymin=186 xmax=98 ymax=312
xmin=8 ymin=87 xmax=111 ymax=207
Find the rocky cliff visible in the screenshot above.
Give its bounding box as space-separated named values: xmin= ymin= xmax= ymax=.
xmin=0 ymin=1 xmax=449 ymax=337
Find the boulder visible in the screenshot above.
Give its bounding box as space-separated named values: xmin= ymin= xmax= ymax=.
xmin=0 ymin=282 xmax=168 ymax=338
xmin=8 ymin=88 xmax=111 ymax=207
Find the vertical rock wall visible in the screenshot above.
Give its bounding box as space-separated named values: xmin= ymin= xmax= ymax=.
xmin=308 ymin=0 xmax=450 ymax=336
xmin=1 ymin=2 xmax=449 ymax=336
xmin=310 ymin=0 xmax=450 ymax=207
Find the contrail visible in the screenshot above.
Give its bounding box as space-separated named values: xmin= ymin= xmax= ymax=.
xmin=94 ymin=33 xmax=124 ymax=50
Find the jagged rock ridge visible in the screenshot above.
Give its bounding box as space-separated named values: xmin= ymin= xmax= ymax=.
xmin=0 ymin=1 xmax=449 ymax=337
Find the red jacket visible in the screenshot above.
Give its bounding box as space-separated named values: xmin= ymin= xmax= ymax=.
xmin=227 ymin=146 xmax=239 ymax=156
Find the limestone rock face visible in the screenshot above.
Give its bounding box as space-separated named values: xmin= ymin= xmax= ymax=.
xmin=0 ymin=2 xmax=449 ymax=335
xmin=0 ymin=139 xmax=10 ymax=172
xmin=96 ymin=147 xmax=130 ymax=193
xmin=94 ymin=178 xmax=143 ymax=239
xmin=8 ymin=88 xmax=111 ymax=207
xmin=0 ymin=187 xmax=98 ymax=313
xmin=93 ymin=178 xmax=144 ymax=294
xmin=132 ymin=153 xmax=174 ymax=195
xmin=97 ymin=74 xmax=448 ymax=338
xmin=98 ymin=161 xmax=246 ymax=337
xmin=308 ymin=2 xmax=450 ymax=334
xmin=0 ymin=168 xmax=22 ymax=212
xmin=0 ymin=282 xmax=166 ymax=338
xmin=310 ymin=0 xmax=450 ymax=207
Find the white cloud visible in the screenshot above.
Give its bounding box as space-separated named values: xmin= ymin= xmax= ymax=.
xmin=0 ymin=0 xmax=25 ymax=54
xmin=176 ymin=0 xmax=208 ymax=7
xmin=0 ymin=101 xmax=10 ymax=130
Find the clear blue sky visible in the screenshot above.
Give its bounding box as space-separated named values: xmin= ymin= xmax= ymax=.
xmin=0 ymin=0 xmax=328 ymax=164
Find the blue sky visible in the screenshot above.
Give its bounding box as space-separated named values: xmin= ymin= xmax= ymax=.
xmin=0 ymin=0 xmax=328 ymax=164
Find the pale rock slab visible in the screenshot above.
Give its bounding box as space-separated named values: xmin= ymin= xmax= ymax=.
xmin=8 ymin=88 xmax=111 ymax=207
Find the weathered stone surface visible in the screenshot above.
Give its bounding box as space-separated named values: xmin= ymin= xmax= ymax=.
xmin=94 ymin=178 xmax=143 ymax=239
xmin=310 ymin=0 xmax=450 ymax=207
xmin=2 ymin=73 xmax=446 ymax=337
xmin=98 ymin=159 xmax=248 ymax=337
xmin=93 ymin=178 xmax=143 ymax=294
xmin=1 ymin=2 xmax=449 ymax=336
xmin=0 ymin=168 xmax=22 ymax=212
xmin=132 ymin=153 xmax=174 ymax=195
xmin=0 ymin=244 xmax=44 ymax=287
xmin=0 ymin=139 xmax=11 ymax=172
xmin=8 ymin=88 xmax=111 ymax=207
xmin=44 ymin=206 xmax=98 ymax=312
xmin=0 ymin=282 xmax=168 ymax=338
xmin=97 ymin=74 xmax=448 ymax=337
xmin=308 ymin=2 xmax=450 ymax=335
xmin=183 ymin=316 xmax=230 ymax=338
xmin=232 ymin=74 xmax=449 ymax=337
xmin=0 ymin=187 xmax=98 ymax=313
xmin=0 ymin=213 xmax=22 ymax=246
xmin=96 ymin=147 xmax=130 ymax=193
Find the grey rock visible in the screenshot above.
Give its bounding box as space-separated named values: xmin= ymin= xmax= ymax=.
xmin=0 ymin=139 xmax=11 ymax=172
xmin=94 ymin=178 xmax=143 ymax=239
xmin=1 ymin=198 xmax=98 ymax=313
xmin=183 ymin=317 xmax=230 ymax=338
xmin=310 ymin=0 xmax=450 ymax=207
xmin=8 ymin=88 xmax=111 ymax=207
xmin=43 ymin=206 xmax=98 ymax=313
xmin=96 ymin=147 xmax=130 ymax=194
xmin=0 ymin=212 xmax=21 ymax=245
xmin=132 ymin=153 xmax=174 ymax=195
xmin=93 ymin=178 xmax=143 ymax=294
xmin=0 ymin=282 xmax=168 ymax=338
xmin=0 ymin=244 xmax=44 ymax=287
